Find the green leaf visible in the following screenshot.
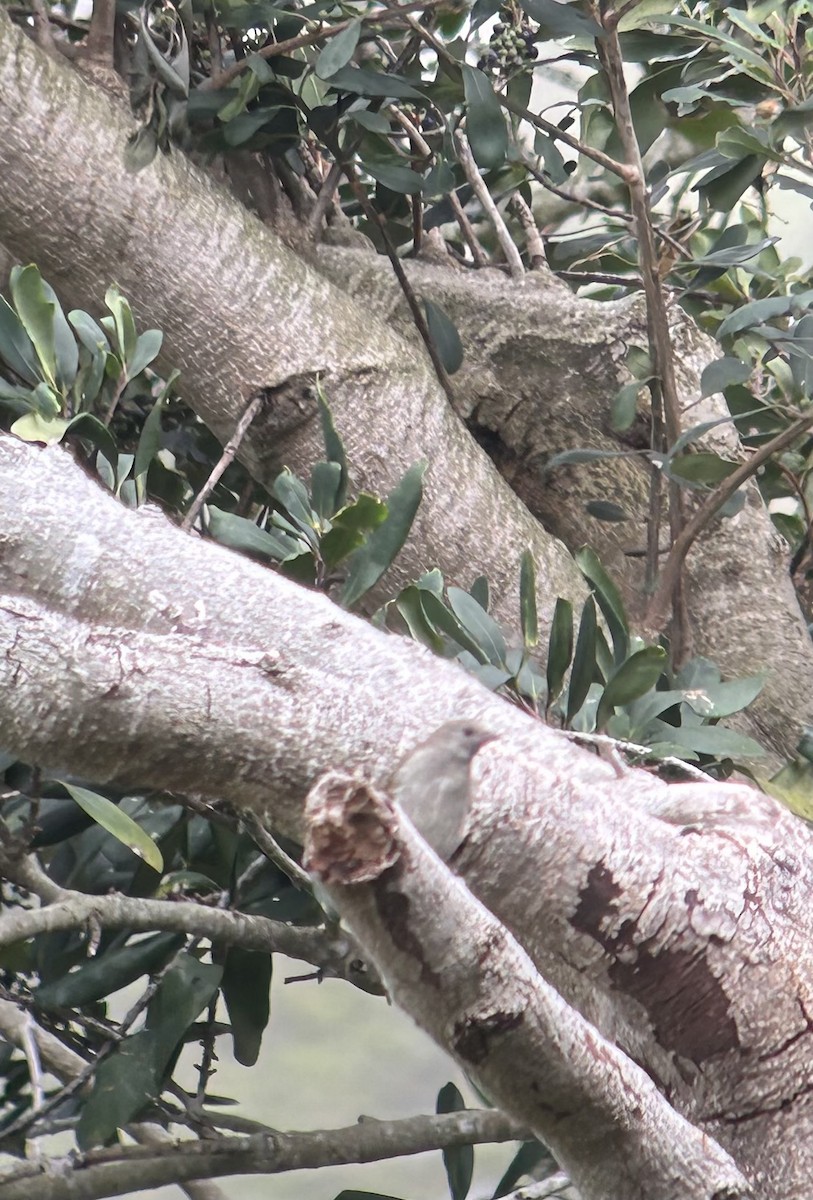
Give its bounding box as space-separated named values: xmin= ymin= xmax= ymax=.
xmin=0 ymin=295 xmax=40 ymax=385
xmin=10 ymin=265 xmax=78 ymax=391
xmin=610 ymin=380 xmax=645 ymax=432
xmin=105 ymin=286 xmax=138 ymax=364
xmin=700 ymin=356 xmax=751 ymax=397
xmin=326 ymin=65 xmax=423 ymax=99
xmin=77 ymin=954 xmax=222 ymax=1148
xmin=134 ymin=396 xmax=166 ymax=505
xmin=447 ymin=587 xmax=507 ymax=666
xmin=461 ymin=65 xmax=507 ymax=169
xmin=69 ymin=310 xmax=110 ymax=356
xmin=333 ymin=1192 xmax=404 ymax=1199
xmin=320 ymin=493 xmax=388 ymax=566
xmin=469 ymin=575 xmax=489 ymax=611
xmin=317 ymin=383 xmax=349 ymax=508
xmin=519 ymin=549 xmax=538 ymax=649
xmin=59 ymin=782 xmax=163 ymax=872
xmin=206 ymin=506 xmax=305 ymax=561
xmin=35 ymin=933 xmax=185 ymax=1010
xmin=10 ymin=411 xmax=69 ymax=445
xmin=682 ymin=674 xmax=764 ymax=720
xmin=586 ymin=500 xmax=627 ymax=522
xmin=340 ymin=461 xmax=425 ymax=608
xmin=311 ymin=460 xmax=343 ymax=520
xmin=396 ymin=585 xmax=445 ymax=652
xmin=521 ymin=0 xmax=601 ymax=38
xmin=575 ymin=547 xmax=628 ymax=665
xmin=272 ymin=468 xmax=318 ymax=537
xmin=718 ymin=291 xmax=813 ymax=339
xmin=65 ymin=412 xmax=118 ymax=471
xmin=419 ymin=590 xmax=487 ymax=661
xmin=697 ymin=155 xmax=763 ymax=213
xmin=364 ymin=159 xmax=424 ymax=194
xmin=546 ymin=597 xmax=573 ymax=704
xmin=423 ymin=299 xmax=463 ymax=375
xmin=218 ymin=68 xmax=263 ymax=123
xmin=316 ymin=18 xmax=362 ymax=79
xmin=437 ymin=1082 xmax=472 ymax=1200
xmin=128 ymin=329 xmax=164 ymax=379
xmin=595 ymin=647 xmax=668 ymax=731
xmin=566 ymin=596 xmax=597 ymax=725
xmin=222 ymin=947 xmax=272 ymax=1066
xmin=662 ymin=724 xmax=765 ymax=759
xmin=668 ymin=453 xmax=738 ymax=485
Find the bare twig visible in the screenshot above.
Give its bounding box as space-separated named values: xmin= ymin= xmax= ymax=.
xmin=334 ymin=151 xmax=456 ymax=403
xmin=0 ymin=1110 xmax=528 ymax=1200
xmin=447 ymin=190 xmax=489 ymax=266
xmin=20 ymin=1014 xmax=45 ymax=1111
xmin=307 ymin=160 xmax=343 ymax=239
xmin=242 ymin=811 xmax=312 ymax=892
xmin=509 ymin=193 xmax=546 ymax=271
xmin=454 ymin=131 xmax=524 ymax=280
xmin=181 ymin=391 xmax=264 ymax=531
xmin=645 ymin=408 xmax=813 ymax=634
xmin=596 ymin=8 xmax=688 ymax=653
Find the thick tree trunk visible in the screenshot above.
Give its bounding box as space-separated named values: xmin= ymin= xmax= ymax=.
xmin=0 ymin=13 xmax=810 ymax=763
xmin=2 ymin=435 xmax=812 ymax=1198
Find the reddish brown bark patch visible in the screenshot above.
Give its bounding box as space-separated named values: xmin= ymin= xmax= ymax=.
xmin=572 ymin=860 xmax=738 ymax=1062
xmin=452 ymin=1008 xmax=525 ymax=1065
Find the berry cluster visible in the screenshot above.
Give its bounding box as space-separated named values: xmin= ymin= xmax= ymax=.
xmin=477 ymin=16 xmax=538 ymax=75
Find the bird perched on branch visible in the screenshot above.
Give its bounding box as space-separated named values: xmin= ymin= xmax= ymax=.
xmin=394 ymin=720 xmax=497 ymax=861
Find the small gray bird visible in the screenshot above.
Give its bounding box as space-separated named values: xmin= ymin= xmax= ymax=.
xmin=393 ymin=720 xmax=497 ymax=861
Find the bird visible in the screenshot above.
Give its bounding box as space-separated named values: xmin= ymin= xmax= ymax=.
xmin=393 ymin=720 xmax=497 ymax=861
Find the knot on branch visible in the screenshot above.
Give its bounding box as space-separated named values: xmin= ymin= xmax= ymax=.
xmin=303 ymin=771 xmax=400 ymax=885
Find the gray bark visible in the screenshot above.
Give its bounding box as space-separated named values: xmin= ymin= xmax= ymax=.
xmin=2 ymin=435 xmax=813 ymax=1198
xmin=0 ymin=12 xmax=810 ymax=764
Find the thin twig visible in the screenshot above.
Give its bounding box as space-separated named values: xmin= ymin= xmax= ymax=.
xmin=566 ymin=731 xmax=712 ymax=782
xmin=447 ymin=190 xmax=489 ymax=266
xmin=242 ymin=812 xmax=312 ymax=891
xmin=181 ymin=391 xmax=264 ymax=531
xmin=20 ymin=1015 xmax=45 ymax=1111
xmin=0 ymin=1110 xmax=529 ymax=1200
xmin=334 ymin=150 xmax=456 ymax=402
xmin=645 ymin=408 xmax=813 ymax=634
xmin=509 ymin=193 xmax=546 ymax=270
xmin=596 ymin=9 xmax=688 ymax=653
xmin=307 ymin=159 xmax=343 ymax=239
xmin=205 ymin=0 xmax=442 ymax=91
xmin=455 ymin=131 xmax=524 ymax=280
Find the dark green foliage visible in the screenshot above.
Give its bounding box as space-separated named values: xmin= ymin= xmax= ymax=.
xmin=436 ymin=1082 xmax=473 ymax=1200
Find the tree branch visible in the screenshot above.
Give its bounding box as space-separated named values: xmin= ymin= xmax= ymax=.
xmin=303 ymin=770 xmax=749 ymax=1200
xmin=0 ymin=1109 xmax=526 ymax=1200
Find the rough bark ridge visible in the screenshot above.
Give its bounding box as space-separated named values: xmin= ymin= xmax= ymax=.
xmin=0 ymin=13 xmax=811 ymax=760
xmin=2 ymin=437 xmax=813 ymax=1198
xmin=319 ymin=250 xmax=813 ymax=764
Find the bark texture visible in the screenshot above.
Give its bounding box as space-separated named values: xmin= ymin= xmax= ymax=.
xmin=2 ymin=436 xmax=813 ymax=1198
xmin=0 ymin=13 xmax=810 ymax=762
